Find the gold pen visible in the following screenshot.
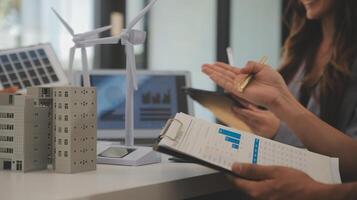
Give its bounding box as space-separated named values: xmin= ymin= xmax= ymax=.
xmin=237 ymin=56 xmax=268 ymax=92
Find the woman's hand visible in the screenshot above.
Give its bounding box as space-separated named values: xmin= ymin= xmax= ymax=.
xmin=231 ymin=163 xmax=332 ymax=200
xmin=232 ymin=104 xmax=280 ymax=139
xmin=202 ymin=61 xmax=291 ymax=110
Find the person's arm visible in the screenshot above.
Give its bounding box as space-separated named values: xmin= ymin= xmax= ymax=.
xmin=329 ymin=183 xmax=357 ymax=200
xmin=273 ymin=121 xmax=305 ymax=147
xmin=231 ymin=163 xmax=357 ymax=200
xmin=343 ymin=107 xmax=357 ymax=139
xmin=270 ymin=84 xmax=357 ymax=181
xmin=231 ymin=91 xmax=304 ymax=146
xmin=202 ymin=61 xmax=357 ymax=180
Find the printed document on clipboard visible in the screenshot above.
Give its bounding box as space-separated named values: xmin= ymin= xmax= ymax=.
xmin=154 ymin=113 xmax=341 ymax=184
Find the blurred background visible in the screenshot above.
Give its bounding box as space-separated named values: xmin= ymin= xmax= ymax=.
xmin=0 ymin=0 xmax=284 ymax=119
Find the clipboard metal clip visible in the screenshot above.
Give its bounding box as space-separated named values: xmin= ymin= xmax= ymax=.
xmin=159 ymin=118 xmax=184 ymax=142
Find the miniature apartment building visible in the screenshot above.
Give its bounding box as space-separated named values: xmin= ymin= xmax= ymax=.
xmin=52 ymin=86 xmax=97 ymax=173
xmin=27 ymin=87 xmax=54 ymax=165
xmin=0 ymin=94 xmax=49 ymax=172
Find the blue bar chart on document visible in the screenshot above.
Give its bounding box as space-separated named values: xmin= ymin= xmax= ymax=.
xmin=218 ymin=128 xmax=241 ymax=150
xmin=216 ymin=127 xmax=260 ymax=165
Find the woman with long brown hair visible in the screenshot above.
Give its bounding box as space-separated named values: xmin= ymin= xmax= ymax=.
xmin=231 ymin=0 xmax=357 ymax=147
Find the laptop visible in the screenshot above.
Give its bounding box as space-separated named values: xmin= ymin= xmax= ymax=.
xmin=74 ymin=70 xmax=194 ymax=139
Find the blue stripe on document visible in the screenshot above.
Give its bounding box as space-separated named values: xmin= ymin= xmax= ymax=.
xmin=252 ymin=138 xmax=260 ymax=164
xmin=219 ymin=128 xmax=241 ymax=139
xmin=225 ymin=136 xmax=240 ymax=145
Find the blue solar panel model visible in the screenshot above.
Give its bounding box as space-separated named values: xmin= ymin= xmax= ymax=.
xmin=0 ymin=43 xmax=68 ymax=91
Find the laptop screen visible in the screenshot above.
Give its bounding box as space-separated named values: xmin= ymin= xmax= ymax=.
xmin=89 ymin=73 xmax=189 ymax=132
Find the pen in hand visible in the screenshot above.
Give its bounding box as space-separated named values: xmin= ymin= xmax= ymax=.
xmin=237 ymin=56 xmax=268 ymax=92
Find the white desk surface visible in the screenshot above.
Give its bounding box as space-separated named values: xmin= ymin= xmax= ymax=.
xmin=0 ymin=156 xmax=232 ymax=200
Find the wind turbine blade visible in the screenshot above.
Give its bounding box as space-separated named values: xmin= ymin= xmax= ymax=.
xmin=226 ymin=47 xmax=234 ymax=66
xmin=81 ymin=36 xmax=121 ymax=47
xmin=81 ymin=48 xmax=91 ymax=87
xmin=125 ymin=44 xmax=138 ymax=90
xmin=127 ymin=0 xmax=158 ymax=30
xmin=68 ymin=47 xmax=76 ymax=85
xmin=51 ymin=8 xmax=75 ymax=36
xmin=79 ymin=25 xmax=112 ymax=39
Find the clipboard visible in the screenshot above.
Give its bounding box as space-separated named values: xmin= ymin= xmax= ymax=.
xmin=154 ymin=113 xmax=342 ymax=184
xmin=183 ymin=88 xmax=252 ymax=132
xmin=154 ymin=118 xmax=239 ymax=177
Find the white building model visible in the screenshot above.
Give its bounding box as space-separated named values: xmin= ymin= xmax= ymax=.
xmin=0 ymin=94 xmax=49 ymax=172
xmin=27 ymin=87 xmax=54 ymax=165
xmin=51 ymin=86 xmax=97 ymax=173
xmin=0 ymin=86 xmax=97 ymax=174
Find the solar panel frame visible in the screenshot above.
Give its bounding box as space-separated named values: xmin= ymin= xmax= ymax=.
xmin=0 ymin=43 xmax=68 ymax=92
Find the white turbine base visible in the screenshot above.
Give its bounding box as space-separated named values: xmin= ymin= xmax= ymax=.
xmin=97 ymin=144 xmax=161 ymax=166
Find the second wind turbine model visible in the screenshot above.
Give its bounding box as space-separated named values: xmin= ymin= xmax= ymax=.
xmin=52 ymin=8 xmax=120 ymax=87
xmin=88 ymin=0 xmax=161 ymax=166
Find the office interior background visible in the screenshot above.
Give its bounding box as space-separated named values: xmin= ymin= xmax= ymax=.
xmin=0 ymin=0 xmax=284 ymax=120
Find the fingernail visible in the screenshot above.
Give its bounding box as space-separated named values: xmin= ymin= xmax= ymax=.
xmin=232 ymin=163 xmax=243 ymax=173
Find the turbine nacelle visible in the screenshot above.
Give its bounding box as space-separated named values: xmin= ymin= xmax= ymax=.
xmin=120 ymin=29 xmax=146 ymax=46
xmin=72 ymin=25 xmax=112 ymax=44
xmin=73 ymin=36 xmax=88 ymax=44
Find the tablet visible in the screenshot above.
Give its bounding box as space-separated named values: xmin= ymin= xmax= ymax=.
xmin=183 ymin=88 xmax=251 ymax=132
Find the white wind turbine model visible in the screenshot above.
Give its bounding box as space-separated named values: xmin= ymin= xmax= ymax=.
xmin=52 ymin=8 xmax=120 ymax=86
xmin=92 ymin=0 xmax=161 ymax=166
